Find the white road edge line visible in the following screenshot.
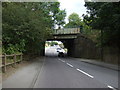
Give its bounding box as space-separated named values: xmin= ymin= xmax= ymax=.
xmin=107 ymin=85 xmax=117 ymax=90
xmin=66 ymin=63 xmax=74 ymax=67
xmin=76 ymin=68 xmax=94 ymax=78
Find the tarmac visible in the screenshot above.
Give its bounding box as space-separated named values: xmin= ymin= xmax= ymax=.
xmin=76 ymin=58 xmax=119 ymax=71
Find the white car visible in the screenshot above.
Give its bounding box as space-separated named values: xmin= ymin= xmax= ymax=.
xmin=56 ymin=48 xmax=65 ymax=57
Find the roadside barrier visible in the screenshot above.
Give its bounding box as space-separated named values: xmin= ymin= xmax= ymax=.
xmin=0 ymin=53 xmax=23 ymax=73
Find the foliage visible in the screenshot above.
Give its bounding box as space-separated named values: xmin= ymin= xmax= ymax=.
xmin=65 ymin=13 xmax=100 ymax=43
xmin=83 ymin=2 xmax=120 ymax=47
xmin=50 ymin=41 xmax=58 ymax=46
xmin=2 ymin=2 xmax=66 ymax=54
xmin=55 ymin=9 xmax=66 ymax=29
xmin=46 ymin=41 xmax=58 ymax=46
xmin=65 ymin=13 xmax=82 ymax=28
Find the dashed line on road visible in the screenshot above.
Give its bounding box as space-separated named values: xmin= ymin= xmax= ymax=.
xmin=61 ymin=60 xmax=65 ymax=62
xmin=58 ymin=58 xmax=65 ymax=62
xmin=60 ymin=58 xmax=94 ymax=79
xmin=59 ymin=58 xmax=117 ymax=89
xmin=107 ymin=85 xmax=117 ymax=90
xmin=76 ymin=68 xmax=94 ymax=78
xmin=66 ymin=63 xmax=74 ymax=67
xmin=58 ymin=58 xmax=61 ymax=60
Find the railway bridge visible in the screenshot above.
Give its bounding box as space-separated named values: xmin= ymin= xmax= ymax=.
xmin=47 ymin=28 xmax=100 ymax=59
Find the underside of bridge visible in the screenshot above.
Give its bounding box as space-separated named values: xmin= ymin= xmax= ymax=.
xmin=55 ymin=39 xmax=75 ymax=57
xmin=47 ymin=33 xmax=101 ymax=59
xmin=47 ymin=33 xmax=77 ymax=57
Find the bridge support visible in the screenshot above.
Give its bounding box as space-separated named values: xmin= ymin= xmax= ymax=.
xmin=62 ymin=39 xmax=75 ymax=57
xmin=40 ymin=42 xmax=45 ymax=56
xmin=62 ymin=34 xmax=101 ymax=59
xmin=73 ymin=34 xmax=101 ymax=59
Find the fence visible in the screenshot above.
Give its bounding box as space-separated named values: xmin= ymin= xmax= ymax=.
xmin=0 ymin=53 xmax=23 ymax=73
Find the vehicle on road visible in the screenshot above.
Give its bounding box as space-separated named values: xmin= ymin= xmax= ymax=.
xmin=56 ymin=48 xmax=65 ymax=57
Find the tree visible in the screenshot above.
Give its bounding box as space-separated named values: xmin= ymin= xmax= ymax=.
xmin=65 ymin=13 xmax=82 ymax=28
xmin=37 ymin=2 xmax=66 ymax=29
xmin=64 ymin=12 xmax=100 ymax=44
xmin=83 ymin=2 xmax=120 ymax=47
xmin=55 ymin=9 xmax=66 ymax=29
xmin=50 ymin=41 xmax=58 ymax=46
xmin=2 ymin=2 xmax=66 ymax=55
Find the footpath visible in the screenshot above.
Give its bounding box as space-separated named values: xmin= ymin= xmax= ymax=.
xmin=2 ymin=57 xmax=44 ymax=88
xmin=77 ymin=58 xmax=119 ymax=71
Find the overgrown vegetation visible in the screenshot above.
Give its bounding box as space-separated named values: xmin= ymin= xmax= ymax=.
xmin=65 ymin=2 xmax=120 ymax=48
xmin=64 ymin=13 xmax=100 ymax=44
xmin=2 ymin=2 xmax=66 ymax=55
xmin=46 ymin=41 xmax=58 ymax=47
xmin=83 ymin=2 xmax=120 ymax=48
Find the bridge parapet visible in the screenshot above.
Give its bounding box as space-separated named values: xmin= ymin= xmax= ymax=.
xmin=54 ymin=28 xmax=80 ymax=35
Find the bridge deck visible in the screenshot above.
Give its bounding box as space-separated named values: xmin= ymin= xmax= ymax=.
xmin=54 ymin=28 xmax=80 ymax=35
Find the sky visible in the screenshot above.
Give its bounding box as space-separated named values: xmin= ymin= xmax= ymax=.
xmin=58 ymin=0 xmax=87 ymax=23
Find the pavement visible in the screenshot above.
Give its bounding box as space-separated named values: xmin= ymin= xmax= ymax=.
xmin=2 ymin=57 xmax=44 ymax=88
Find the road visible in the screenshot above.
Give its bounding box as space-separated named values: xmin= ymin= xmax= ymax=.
xmin=33 ymin=56 xmax=118 ymax=89
xmin=2 ymin=46 xmax=118 ymax=89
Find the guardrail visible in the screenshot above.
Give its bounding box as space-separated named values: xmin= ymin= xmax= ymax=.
xmin=0 ymin=53 xmax=23 ymax=73
xmin=54 ymin=28 xmax=80 ymax=35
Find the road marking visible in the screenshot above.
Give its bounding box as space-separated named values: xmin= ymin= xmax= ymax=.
xmin=58 ymin=58 xmax=61 ymax=60
xmin=76 ymin=68 xmax=94 ymax=78
xmin=66 ymin=63 xmax=74 ymax=67
xmin=58 ymin=58 xmax=65 ymax=62
xmin=107 ymin=85 xmax=117 ymax=90
xmin=61 ymin=60 xmax=65 ymax=62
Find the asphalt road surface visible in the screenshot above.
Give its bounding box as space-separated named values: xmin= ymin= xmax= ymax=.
xmin=2 ymin=46 xmax=118 ymax=89
xmin=33 ymin=57 xmax=118 ymax=89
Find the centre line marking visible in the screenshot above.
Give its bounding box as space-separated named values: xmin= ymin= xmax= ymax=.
xmin=76 ymin=68 xmax=94 ymax=78
xmin=66 ymin=63 xmax=74 ymax=67
xmin=58 ymin=58 xmax=61 ymax=60
xmin=61 ymin=60 xmax=65 ymax=62
xmin=107 ymin=85 xmax=117 ymax=90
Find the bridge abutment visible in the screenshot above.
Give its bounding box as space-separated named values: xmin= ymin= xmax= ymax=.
xmin=62 ymin=34 xmax=101 ymax=59
xmin=73 ymin=34 xmax=101 ymax=59
xmin=62 ymin=39 xmax=75 ymax=57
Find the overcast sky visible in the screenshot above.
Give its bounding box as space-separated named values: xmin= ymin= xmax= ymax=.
xmin=58 ymin=0 xmax=87 ymax=23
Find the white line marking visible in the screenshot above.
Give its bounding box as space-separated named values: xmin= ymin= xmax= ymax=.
xmin=76 ymin=68 xmax=94 ymax=78
xmin=61 ymin=60 xmax=65 ymax=62
xmin=107 ymin=85 xmax=117 ymax=90
xmin=58 ymin=58 xmax=61 ymax=60
xmin=66 ymin=63 xmax=74 ymax=67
